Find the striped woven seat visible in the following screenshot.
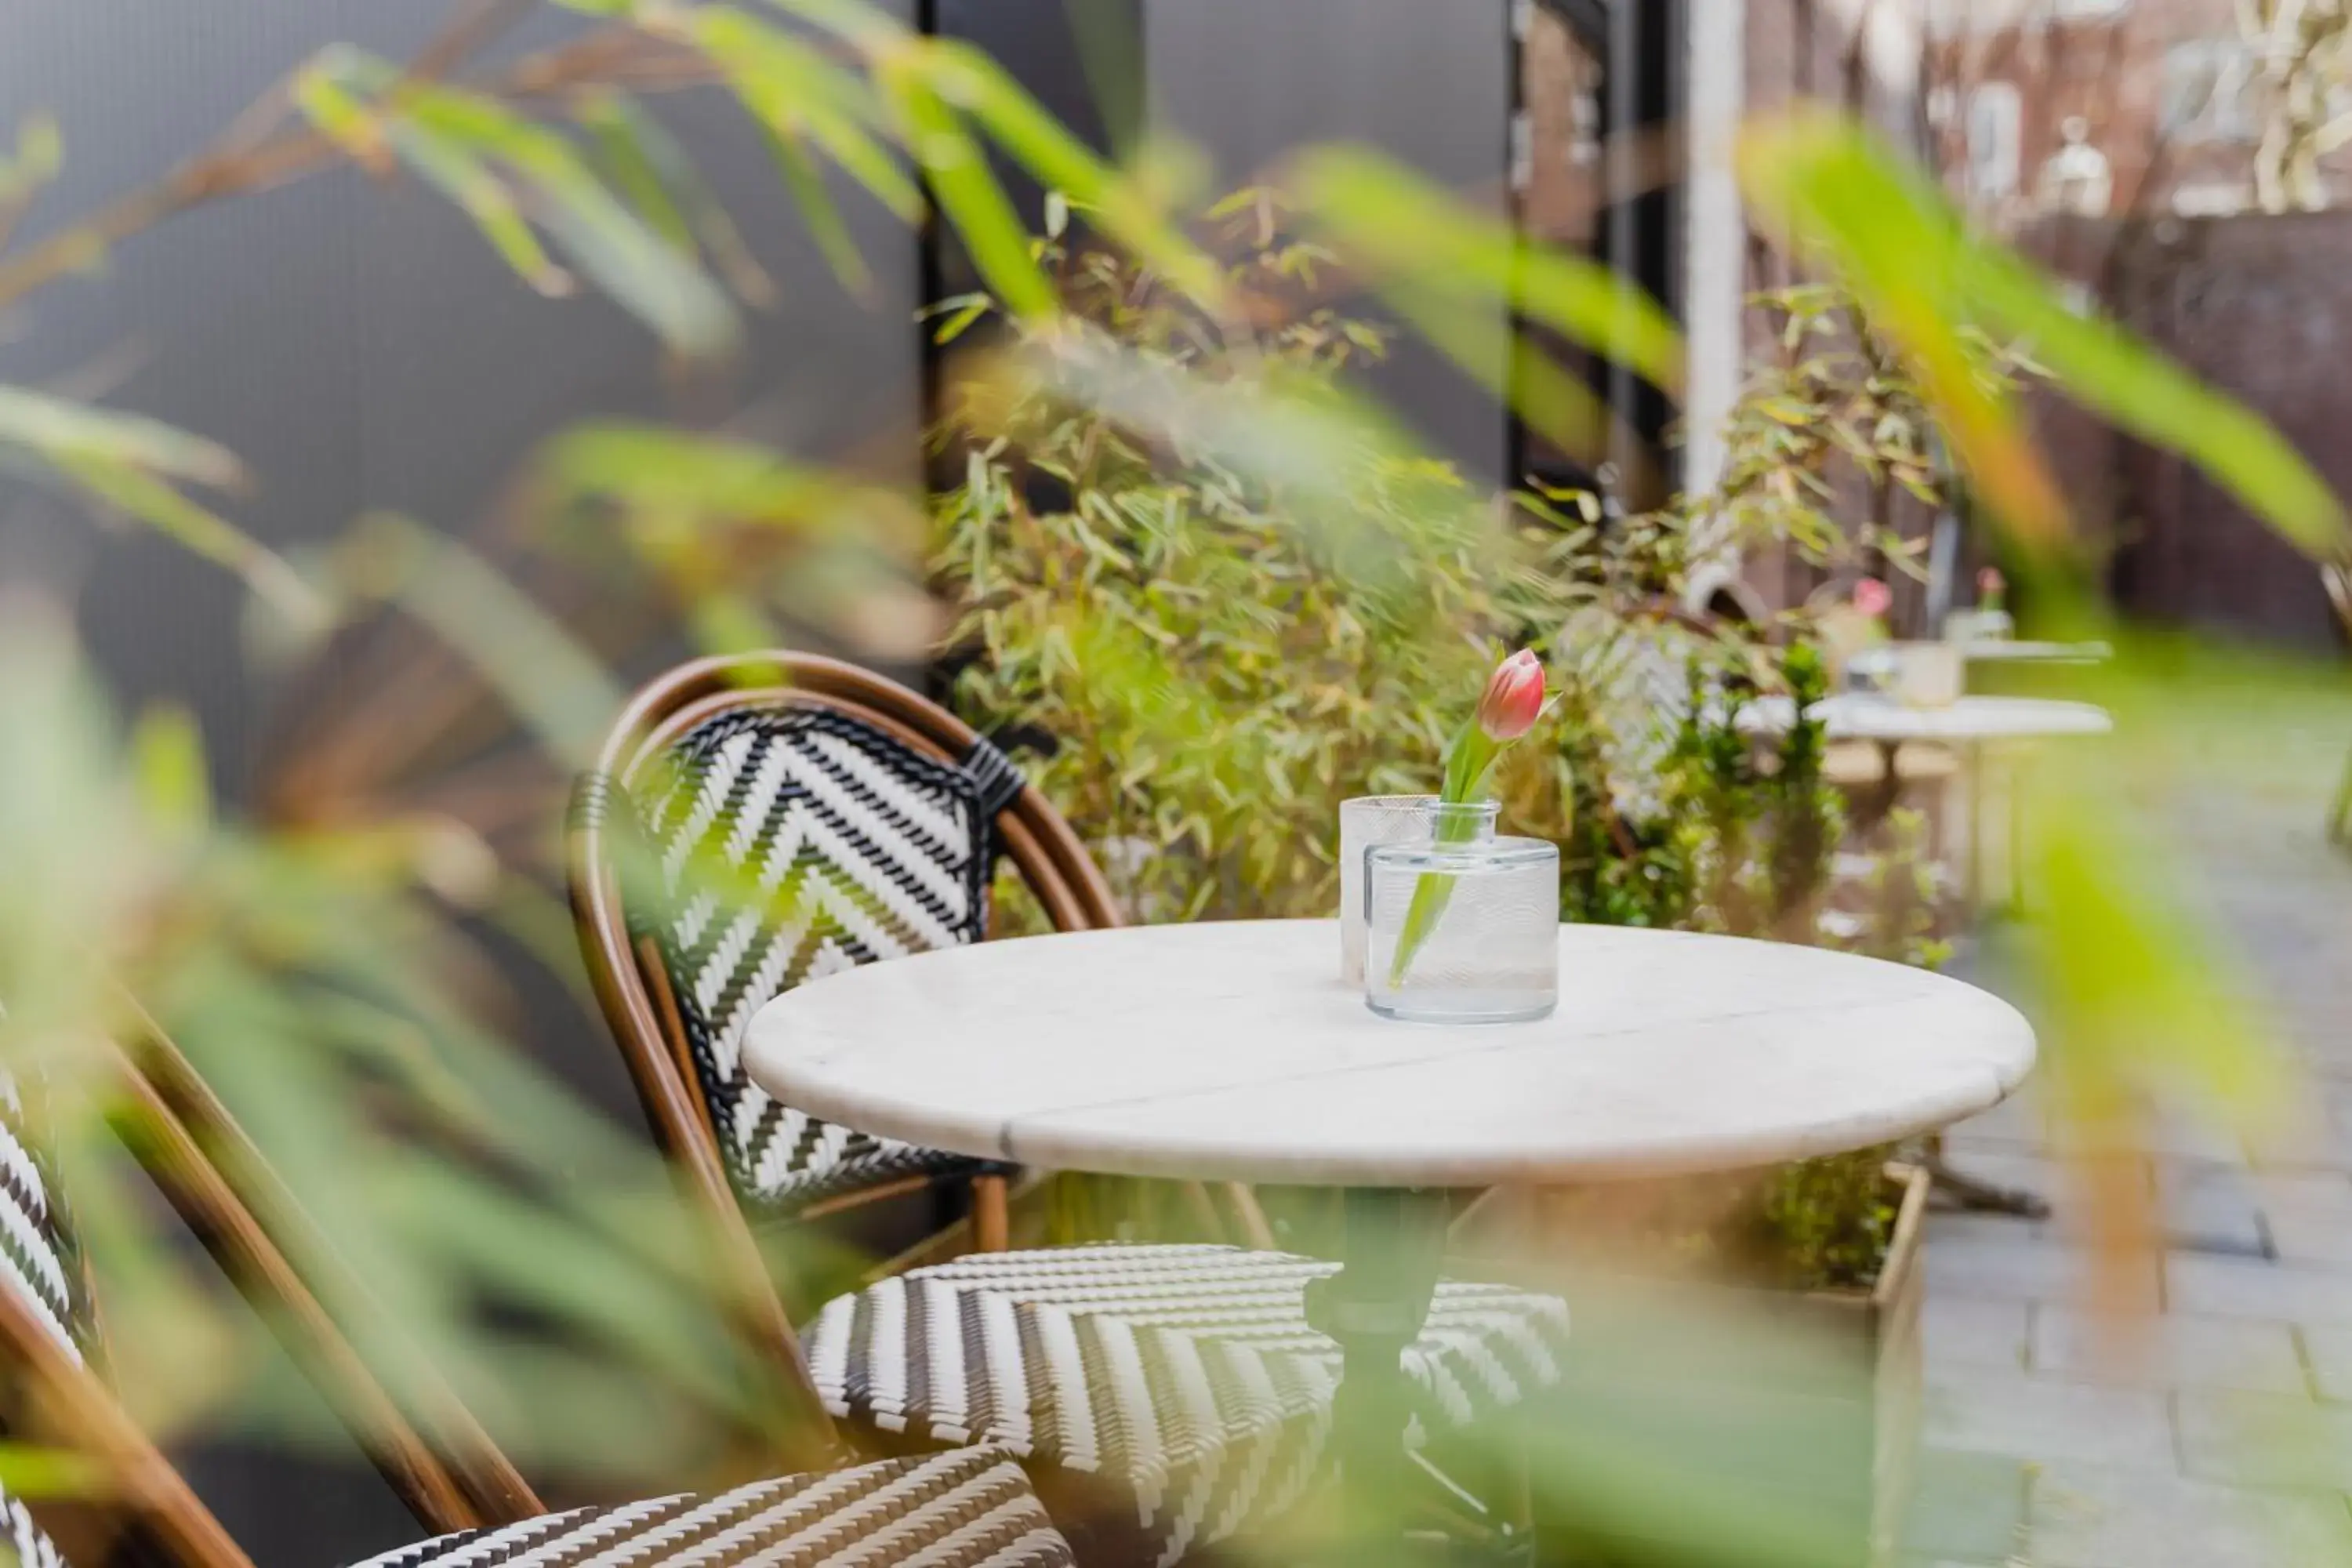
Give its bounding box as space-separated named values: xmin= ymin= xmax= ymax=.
xmin=801 ymin=1244 xmax=1573 ymax=1568
xmin=0 ymin=1447 xmax=1069 ymax=1568
xmin=0 ymin=1074 xmax=1079 ymax=1568
xmin=352 ymin=1447 xmax=1072 ymax=1568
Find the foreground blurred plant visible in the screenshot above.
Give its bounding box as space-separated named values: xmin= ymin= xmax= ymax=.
xmin=0 ymin=601 xmax=805 ymax=1488
xmin=1 ymin=2 xmax=2348 ymax=1550
xmin=0 ymin=0 xmax=1221 ymax=619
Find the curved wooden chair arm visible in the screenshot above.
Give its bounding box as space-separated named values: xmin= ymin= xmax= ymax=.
xmin=0 ymin=1229 xmax=254 ymax=1568
xmin=111 ymin=1020 xmax=539 ymax=1531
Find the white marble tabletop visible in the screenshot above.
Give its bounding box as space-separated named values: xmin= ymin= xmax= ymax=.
xmin=743 ymin=920 xmax=2036 ymax=1189
xmin=1959 ymin=639 xmax=2113 ymax=664
xmin=1738 ymin=693 xmax=2114 ymax=744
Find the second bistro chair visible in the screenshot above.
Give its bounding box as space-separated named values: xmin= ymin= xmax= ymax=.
xmin=18 ymin=1041 xmax=1081 ymax=1568
xmin=572 ymin=653 xmax=1577 ymax=1567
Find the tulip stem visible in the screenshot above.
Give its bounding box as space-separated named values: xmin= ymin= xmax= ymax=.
xmin=1385 ymin=723 xmax=1497 ymax=988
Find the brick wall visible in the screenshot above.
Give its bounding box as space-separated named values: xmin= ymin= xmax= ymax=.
xmin=2096 ymin=211 xmax=2347 ymax=648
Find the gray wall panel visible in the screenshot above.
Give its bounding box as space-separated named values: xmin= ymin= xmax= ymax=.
xmin=1 ymin=5 xmax=916 ymax=1563
xmin=1146 ymin=0 xmax=1513 ymax=481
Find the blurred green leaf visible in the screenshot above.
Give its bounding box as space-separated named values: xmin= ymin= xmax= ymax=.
xmin=50 ymin=457 xmax=321 ymax=627
xmin=296 ymin=46 xmax=739 ymax=358
xmin=876 ymin=54 xmax=1055 ymax=319
xmin=0 ymin=386 xmax=321 ymax=625
xmin=576 ymin=90 xmax=778 ymax=307
xmin=764 ymin=119 xmax=875 ymax=298
xmin=0 ymin=384 xmax=241 ymax=486
xmin=538 ymin=421 xmax=855 ymax=521
xmin=920 ymin=290 xmax=993 ymax=343
xmin=0 ymin=114 xmax=63 ymax=210
xmin=1290 ymin=145 xmax=1686 ymax=399
xmin=128 ymin=705 xmax=212 ymax=847
xmin=916 ymin=38 xmax=1225 ymax=310
xmin=0 ymin=1443 xmax=106 ymax=1501
xmin=683 ymin=8 xmax=924 ymax=227
xmin=296 ymin=56 xmax=568 ymax=293
xmin=1738 ymin=111 xmax=2347 ymax=564
xmin=332 ymin=513 xmax=620 ymax=767
xmin=764 ymin=0 xmax=1220 ymax=312
xmin=533 ymin=422 xmax=935 ymax=659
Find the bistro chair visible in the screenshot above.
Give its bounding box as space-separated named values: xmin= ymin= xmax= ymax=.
xmin=569 ymin=652 xmax=1577 ymax=1566
xmin=0 ymin=1047 xmax=1080 ymax=1568
xmin=570 ymin=651 xmax=1128 ymax=1255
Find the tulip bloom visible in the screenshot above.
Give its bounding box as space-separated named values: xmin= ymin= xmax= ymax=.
xmin=1978 ymin=566 xmax=2006 ymax=612
xmin=1475 ymin=648 xmax=1546 ymax=742
xmin=1853 ymin=577 xmax=1893 ymax=619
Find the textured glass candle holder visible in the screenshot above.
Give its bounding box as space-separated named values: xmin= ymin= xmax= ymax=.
xmin=1337 ymin=794 xmax=1440 ymax=984
xmin=1363 ymin=813 xmax=1559 ymax=1024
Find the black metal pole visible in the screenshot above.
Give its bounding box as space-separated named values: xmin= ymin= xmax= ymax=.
xmin=1303 ymin=1187 xmax=1452 ymax=1563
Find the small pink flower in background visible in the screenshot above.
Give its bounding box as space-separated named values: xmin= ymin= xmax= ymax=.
xmin=1978 ymin=566 xmax=2005 ymax=596
xmin=1852 ymin=577 xmax=1893 ymax=619
xmin=1474 ymin=649 xmax=1547 ymax=742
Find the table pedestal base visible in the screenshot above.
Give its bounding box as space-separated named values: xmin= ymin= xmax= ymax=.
xmin=1302 ymin=1189 xmax=1533 ymax=1566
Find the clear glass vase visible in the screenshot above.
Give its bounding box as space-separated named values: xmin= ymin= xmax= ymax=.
xmin=1363 ymin=804 xmax=1559 ymax=1023
xmin=1337 ymin=793 xmax=1441 ymax=984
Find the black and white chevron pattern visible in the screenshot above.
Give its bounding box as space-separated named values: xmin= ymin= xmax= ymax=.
xmin=0 ymin=1073 xmax=88 ymax=1364
xmin=352 ymin=1448 xmax=1073 ymax=1568
xmin=801 ymin=1244 xmax=1572 ymax=1567
xmin=641 ymin=707 xmax=1022 ymax=1214
xmin=0 ymin=1483 xmax=68 ymax=1568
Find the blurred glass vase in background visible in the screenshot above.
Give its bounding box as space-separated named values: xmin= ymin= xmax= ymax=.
xmin=1364 ymin=810 xmax=1559 ymax=1023
xmin=1338 ymin=793 xmax=1442 ymax=983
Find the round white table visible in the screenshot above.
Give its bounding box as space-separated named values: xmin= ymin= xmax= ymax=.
xmin=746 ymin=919 xmax=2034 ymax=1556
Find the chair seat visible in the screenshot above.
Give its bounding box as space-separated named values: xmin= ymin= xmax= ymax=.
xmin=352 ymin=1446 xmax=1073 ymax=1568
xmin=800 ymin=1243 xmax=1572 ymax=1567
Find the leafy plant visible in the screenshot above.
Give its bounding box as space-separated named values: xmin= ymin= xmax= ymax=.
xmin=1702 ymin=282 xmax=2038 ymax=585
xmin=932 ymin=193 xmax=1579 ymax=924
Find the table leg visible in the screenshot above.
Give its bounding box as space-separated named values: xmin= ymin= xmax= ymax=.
xmin=1965 ymin=742 xmax=1986 ymax=913
xmin=1922 ymin=1131 xmax=2052 ymax=1219
xmin=1303 ymin=1186 xmax=1452 ymax=1563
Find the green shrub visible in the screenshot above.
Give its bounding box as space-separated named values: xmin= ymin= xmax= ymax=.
xmin=931 ymin=211 xmax=1941 ymax=1287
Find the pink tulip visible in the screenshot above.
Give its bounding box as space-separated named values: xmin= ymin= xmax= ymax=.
xmin=1978 ymin=566 xmax=2005 ymax=596
xmin=1474 ymin=649 xmax=1546 ymax=742
xmin=1852 ymin=577 xmax=1893 ymax=619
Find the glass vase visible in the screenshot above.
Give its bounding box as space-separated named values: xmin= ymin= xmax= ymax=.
xmin=1363 ymin=805 xmax=1559 ymax=1024
xmin=1337 ymin=794 xmax=1441 ymax=984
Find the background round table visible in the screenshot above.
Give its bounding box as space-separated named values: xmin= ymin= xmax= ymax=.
xmin=1740 ymin=693 xmax=2113 ymax=913
xmin=746 ymin=920 xmax=2034 ymax=1559
xmin=1959 ymin=639 xmax=2113 ymax=665
xmin=1737 ymin=692 xmax=2113 ymax=743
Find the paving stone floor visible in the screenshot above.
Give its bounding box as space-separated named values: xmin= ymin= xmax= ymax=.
xmin=1903 ymin=697 xmax=2352 ymax=1566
